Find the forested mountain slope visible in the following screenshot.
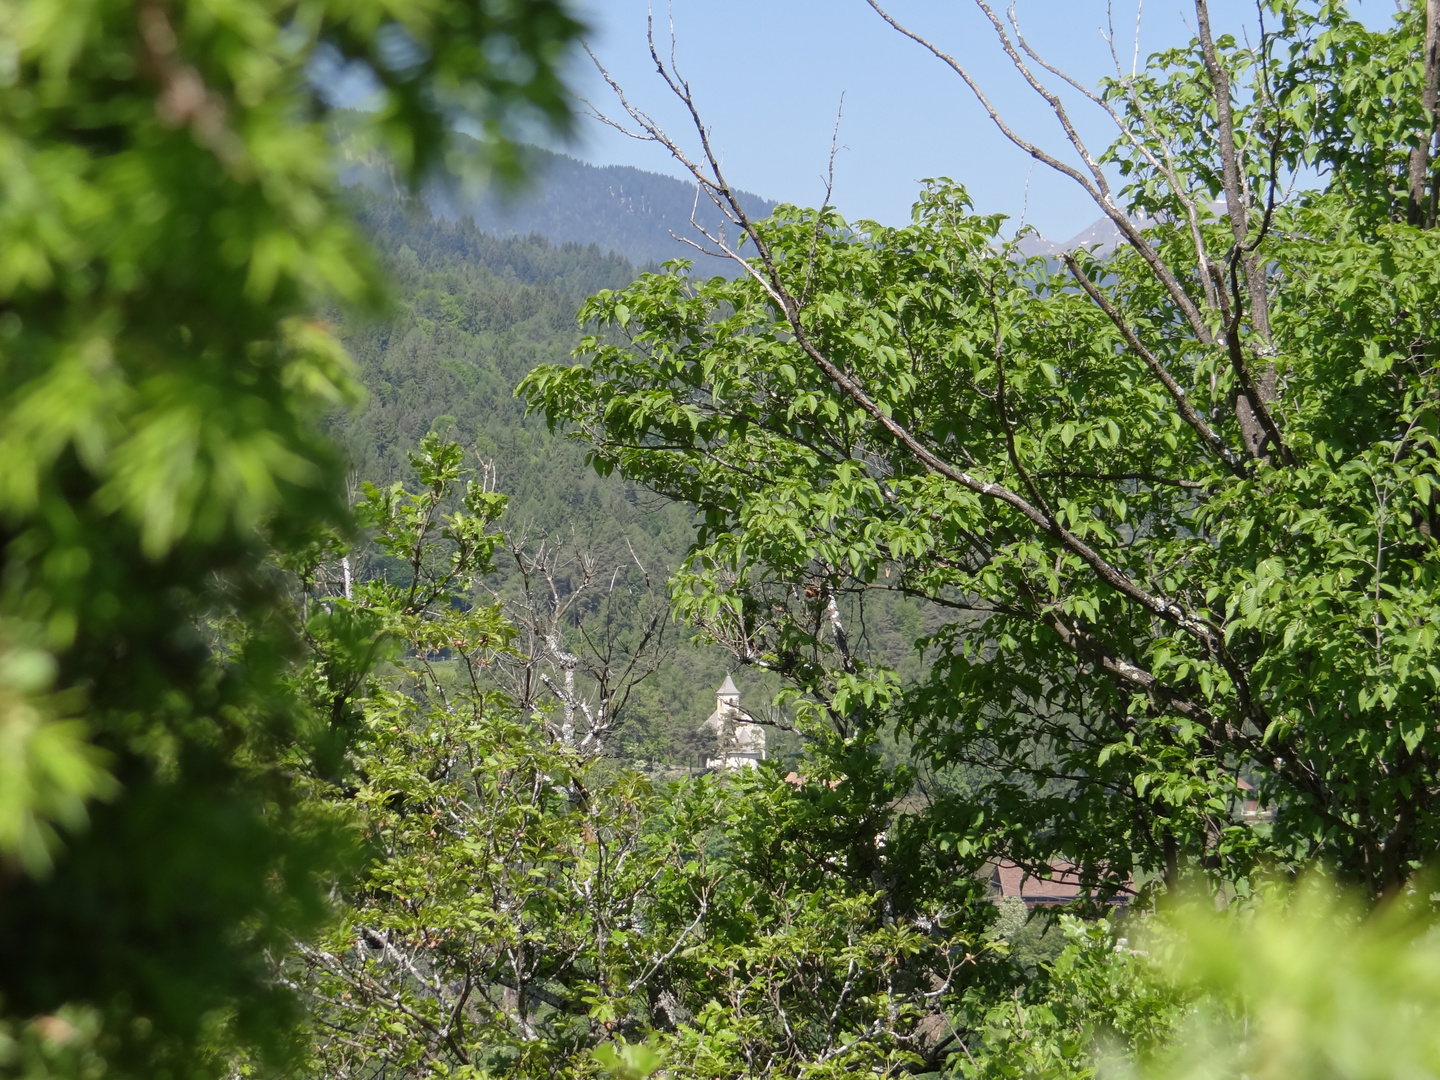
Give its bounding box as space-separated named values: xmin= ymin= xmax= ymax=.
xmin=326 ymin=189 xmax=932 ymax=762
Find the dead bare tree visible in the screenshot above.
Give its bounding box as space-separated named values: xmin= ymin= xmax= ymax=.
xmin=487 ymin=524 xmax=670 ymax=754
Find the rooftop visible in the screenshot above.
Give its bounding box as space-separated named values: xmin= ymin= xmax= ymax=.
xmin=991 ymin=860 xmax=1132 ymax=908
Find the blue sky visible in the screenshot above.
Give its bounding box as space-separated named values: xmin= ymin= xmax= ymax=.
xmin=566 ymin=0 xmax=1395 ymax=242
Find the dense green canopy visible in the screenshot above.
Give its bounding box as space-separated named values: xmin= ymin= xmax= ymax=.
xmin=7 ymin=0 xmax=1440 ymax=1077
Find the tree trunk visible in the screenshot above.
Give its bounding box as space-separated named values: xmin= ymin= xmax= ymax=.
xmin=1194 ymin=0 xmax=1283 ymax=461
xmin=1408 ymin=0 xmax=1440 ymax=227
xmin=1163 ymin=829 xmax=1180 ymax=895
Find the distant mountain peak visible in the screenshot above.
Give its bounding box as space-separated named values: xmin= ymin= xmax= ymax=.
xmin=1015 ymin=200 xmax=1226 ymax=257
xmin=343 ymin=139 xmax=777 ymax=270
xmin=1013 ymin=213 xmax=1150 ymax=258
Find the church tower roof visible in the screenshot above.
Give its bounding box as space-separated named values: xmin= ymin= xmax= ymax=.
xmin=699 ymin=672 xmax=765 ymax=768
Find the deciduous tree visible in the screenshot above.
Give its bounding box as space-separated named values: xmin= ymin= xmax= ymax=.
xmin=297 ymin=440 xmax=985 ymax=1080
xmin=524 ymin=0 xmax=1440 ymax=901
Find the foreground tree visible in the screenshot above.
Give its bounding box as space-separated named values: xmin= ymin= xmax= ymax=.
xmin=0 ymin=1 xmax=582 ymax=1075
xmin=295 ymin=440 xmax=988 ymax=1080
xmin=524 ymin=0 xmax=1440 ymax=901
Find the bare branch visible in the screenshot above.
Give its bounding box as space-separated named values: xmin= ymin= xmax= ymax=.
xmin=1193 ymin=0 xmax=1293 ymax=465
xmin=864 ymin=0 xmax=1218 ymax=347
xmin=1102 ymin=0 xmax=1221 ymax=311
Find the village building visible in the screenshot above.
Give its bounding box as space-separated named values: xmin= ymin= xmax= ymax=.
xmin=698 ymin=674 xmax=766 ymax=770
xmin=1237 ymin=777 xmax=1274 ymax=823
xmin=989 ymin=860 xmax=1133 ymax=909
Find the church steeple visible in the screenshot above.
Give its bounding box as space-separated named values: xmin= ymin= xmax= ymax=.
xmin=717 ymin=673 xmax=739 ymax=707
xmin=699 ymin=674 xmax=764 ymax=770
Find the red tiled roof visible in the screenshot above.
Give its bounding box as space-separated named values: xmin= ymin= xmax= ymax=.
xmin=992 ymin=860 xmax=1129 ymax=907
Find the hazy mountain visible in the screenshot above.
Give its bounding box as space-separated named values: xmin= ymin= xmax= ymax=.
xmin=1013 ymin=212 xmax=1148 ymax=257
xmin=426 ymin=147 xmax=776 ymax=270
xmin=1015 ymin=202 xmax=1228 ymax=257
xmin=339 ymin=128 xmax=777 ymax=271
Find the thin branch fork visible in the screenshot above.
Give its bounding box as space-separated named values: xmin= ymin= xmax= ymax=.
xmin=864 ymin=0 xmax=1216 ymax=352
xmin=1193 ymin=0 xmax=1264 ymax=329
xmin=1099 ymin=0 xmax=1221 ymax=311
xmin=1191 ymin=0 xmax=1293 ymax=466
xmin=1206 ymin=257 xmax=1292 ymax=464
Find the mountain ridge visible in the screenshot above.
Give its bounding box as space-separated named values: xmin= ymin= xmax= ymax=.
xmin=339 ymin=132 xmax=777 ymax=271
xmin=337 ymin=115 xmax=1159 ymax=269
xmin=1013 ymin=213 xmax=1145 ymax=257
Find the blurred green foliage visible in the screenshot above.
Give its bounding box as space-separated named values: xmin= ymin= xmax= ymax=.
xmin=1156 ymin=880 xmax=1440 ymax=1080
xmin=0 ymin=0 xmax=583 ymax=1075
xmin=956 ymin=879 xmax=1440 ymax=1080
